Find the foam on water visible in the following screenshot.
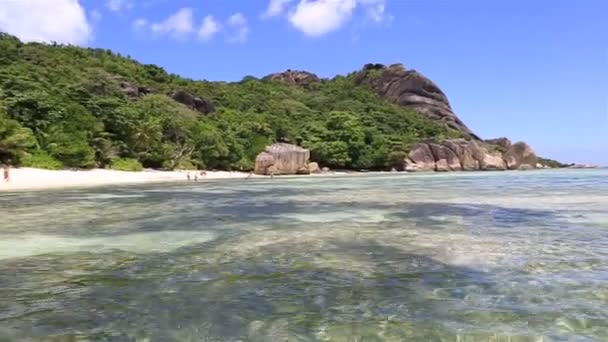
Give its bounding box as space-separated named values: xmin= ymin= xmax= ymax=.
xmin=0 ymin=231 xmax=216 ymax=260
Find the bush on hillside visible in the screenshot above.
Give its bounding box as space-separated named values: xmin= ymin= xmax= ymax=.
xmin=110 ymin=158 xmax=143 ymax=172
xmin=21 ymin=151 xmax=64 ymax=170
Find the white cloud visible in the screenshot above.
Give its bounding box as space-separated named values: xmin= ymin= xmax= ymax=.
xmin=226 ymin=13 xmax=249 ymax=43
xmin=198 ymin=15 xmax=221 ymax=41
xmin=262 ymin=0 xmax=294 ymax=18
xmin=106 ymin=0 xmax=134 ymax=12
xmin=228 ymin=13 xmax=247 ymax=27
xmin=264 ymin=0 xmax=390 ymax=37
xmin=360 ymin=0 xmax=391 ymax=23
xmin=288 ymin=0 xmax=357 ymax=37
xmin=150 ymin=7 xmax=195 ymax=38
xmin=0 ymin=0 xmax=93 ymax=45
xmin=132 ymin=18 xmax=148 ymax=31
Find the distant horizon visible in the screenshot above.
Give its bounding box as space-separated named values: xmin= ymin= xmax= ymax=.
xmin=1 ymin=0 xmax=606 ymax=164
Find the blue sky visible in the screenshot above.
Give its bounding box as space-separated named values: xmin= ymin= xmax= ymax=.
xmin=0 ymin=0 xmax=607 ymax=165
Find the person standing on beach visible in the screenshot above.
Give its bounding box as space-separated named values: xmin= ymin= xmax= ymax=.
xmin=3 ymin=165 xmax=9 ymax=182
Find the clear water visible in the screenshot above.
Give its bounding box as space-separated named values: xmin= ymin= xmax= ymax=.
xmin=1 ymin=170 xmax=607 ymax=341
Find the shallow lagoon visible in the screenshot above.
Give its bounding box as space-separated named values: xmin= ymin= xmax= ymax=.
xmin=1 ymin=170 xmax=607 ymax=341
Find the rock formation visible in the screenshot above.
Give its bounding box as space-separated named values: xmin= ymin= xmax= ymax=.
xmin=263 ymin=64 xmax=553 ymax=170
xmin=112 ymin=75 xmax=153 ymax=98
xmin=308 ymin=162 xmax=321 ymax=174
xmin=407 ymin=143 xmax=436 ymax=171
xmin=504 ymin=142 xmax=538 ymax=170
xmin=254 ymin=152 xmax=275 ymax=175
xmin=480 ymin=151 xmax=507 ymax=171
xmin=171 ymin=90 xmax=215 ymax=114
xmin=263 ymin=70 xmax=321 ymax=87
xmin=354 ymin=63 xmax=479 ymax=139
xmin=254 ymin=143 xmax=312 ymax=175
xmin=404 ymin=138 xmax=537 ymax=172
xmin=429 ymin=143 xmax=462 ymax=171
xmin=485 ymin=137 xmax=512 ymax=152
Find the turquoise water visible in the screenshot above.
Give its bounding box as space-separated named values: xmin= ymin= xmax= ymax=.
xmin=1 ymin=170 xmax=607 ymax=341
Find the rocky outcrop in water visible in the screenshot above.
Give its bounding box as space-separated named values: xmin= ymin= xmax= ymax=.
xmin=404 ymin=139 xmax=537 ymax=172
xmin=172 ymin=90 xmax=215 ymax=114
xmin=254 ymin=143 xmax=312 ymax=175
xmin=354 ymin=63 xmax=479 ymax=139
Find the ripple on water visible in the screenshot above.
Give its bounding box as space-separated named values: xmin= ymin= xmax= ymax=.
xmin=0 ymin=231 xmax=216 ymax=260
xmin=1 ymin=169 xmax=608 ymax=340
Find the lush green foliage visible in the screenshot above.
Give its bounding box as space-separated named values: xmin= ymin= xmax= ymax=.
xmin=110 ymin=158 xmax=144 ymax=172
xmin=21 ymin=151 xmax=63 ymax=170
xmin=0 ymin=102 xmax=37 ymax=165
xmin=538 ymin=157 xmax=569 ymax=168
xmin=0 ymin=33 xmax=460 ymax=170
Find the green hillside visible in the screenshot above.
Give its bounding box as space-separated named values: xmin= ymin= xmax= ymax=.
xmin=0 ymin=33 xmax=461 ymax=171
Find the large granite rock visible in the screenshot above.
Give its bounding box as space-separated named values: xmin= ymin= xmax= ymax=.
xmin=254 ymin=152 xmax=275 ymax=175
xmin=308 ymin=162 xmax=321 ymax=174
xmin=429 ymin=143 xmax=462 ymax=171
xmin=407 ymin=143 xmax=436 ymax=171
xmin=254 ymin=143 xmax=311 ymax=175
xmin=403 ymin=139 xmax=526 ymax=172
xmin=485 ymin=137 xmax=512 ymax=152
xmin=479 ymin=151 xmax=507 ymax=171
xmin=504 ymin=142 xmax=538 ymax=170
xmin=354 ymin=63 xmax=479 ymax=139
xmin=172 ymin=90 xmax=215 ymax=114
xmin=435 ymin=159 xmax=450 ymax=172
xmin=443 ymin=139 xmax=480 ymax=171
xmin=263 ymin=70 xmax=321 ymax=87
xmin=110 ymin=75 xmax=153 ymax=98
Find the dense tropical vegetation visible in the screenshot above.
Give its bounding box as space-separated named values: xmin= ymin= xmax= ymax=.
xmin=0 ymin=33 xmax=462 ymax=171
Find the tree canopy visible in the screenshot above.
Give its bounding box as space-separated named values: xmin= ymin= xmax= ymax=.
xmin=0 ymin=33 xmax=461 ymax=171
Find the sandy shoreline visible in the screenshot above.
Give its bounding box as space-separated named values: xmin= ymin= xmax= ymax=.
xmin=0 ymin=167 xmax=587 ymax=192
xmin=0 ymin=168 xmax=268 ymax=192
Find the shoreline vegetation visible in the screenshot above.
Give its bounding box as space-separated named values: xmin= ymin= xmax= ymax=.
xmin=0 ymin=34 xmax=464 ymax=175
xmin=0 ymin=166 xmax=600 ymax=192
xmin=0 ymin=34 xmax=579 ymax=179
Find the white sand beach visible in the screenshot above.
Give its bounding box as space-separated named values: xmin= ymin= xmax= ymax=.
xmin=0 ymin=167 xmax=261 ymax=191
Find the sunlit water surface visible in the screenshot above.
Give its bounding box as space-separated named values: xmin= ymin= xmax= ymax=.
xmin=1 ymin=170 xmax=607 ymax=341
